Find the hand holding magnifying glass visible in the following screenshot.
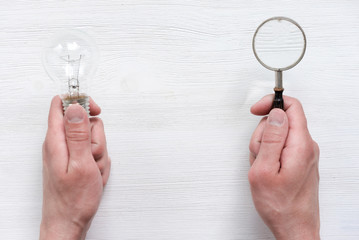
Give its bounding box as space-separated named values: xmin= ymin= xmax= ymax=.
xmin=252 ymin=17 xmax=307 ymax=109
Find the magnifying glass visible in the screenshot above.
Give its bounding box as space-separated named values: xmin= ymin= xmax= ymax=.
xmin=252 ymin=17 xmax=307 ymax=109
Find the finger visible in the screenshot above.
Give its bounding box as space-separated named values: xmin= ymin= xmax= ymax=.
xmin=47 ymin=96 xmax=65 ymax=135
xmin=44 ymin=96 xmax=68 ymax=171
xmin=249 ymin=117 xmax=267 ymax=166
xmin=95 ymin=154 xmax=107 ymax=174
xmin=251 ymin=95 xmax=309 ymax=135
xmin=89 ymin=117 xmax=110 ymax=186
xmin=90 ymin=117 xmax=106 ymax=160
xmin=64 ymin=104 xmax=93 ymax=165
xmin=101 ymin=157 xmax=111 ymax=186
xmin=254 ymin=109 xmax=289 ymax=173
xmin=250 ymin=94 xmax=274 ymax=116
xmin=89 ymin=97 xmax=101 ymax=116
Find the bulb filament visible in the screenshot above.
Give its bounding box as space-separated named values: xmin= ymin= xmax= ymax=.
xmin=61 ymin=54 xmax=83 ymax=98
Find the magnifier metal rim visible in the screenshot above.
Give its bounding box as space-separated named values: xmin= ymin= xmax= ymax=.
xmin=252 ymin=16 xmax=307 ymax=72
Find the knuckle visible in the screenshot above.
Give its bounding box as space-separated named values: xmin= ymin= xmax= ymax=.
xmin=312 ymin=140 xmax=320 ymax=159
xmin=291 ymin=97 xmax=303 ymax=108
xmin=306 ymin=141 xmax=315 ymax=157
xmin=96 ymin=158 xmax=105 ymax=171
xmin=262 ymin=131 xmax=284 ymax=145
xmin=256 ymin=166 xmax=273 ymax=179
xmin=248 ymin=166 xmax=272 ymax=187
xmin=103 ymin=171 xmax=109 ymax=186
xmin=97 ymin=118 xmax=104 ymax=127
xmin=103 ymin=177 xmax=108 ymax=186
xmin=92 ymin=143 xmax=105 ymax=159
xmin=66 ymin=130 xmax=90 ymax=142
xmin=107 ymin=156 xmax=112 ymax=169
xmin=296 ymin=139 xmax=319 ymax=165
xmin=307 ymin=140 xmax=320 ymax=164
xmin=248 ymin=168 xmax=258 ymax=186
xmin=91 ymin=117 xmax=104 ymax=128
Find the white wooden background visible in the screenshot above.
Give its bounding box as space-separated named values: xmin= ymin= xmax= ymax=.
xmin=0 ymin=1 xmax=358 ymax=239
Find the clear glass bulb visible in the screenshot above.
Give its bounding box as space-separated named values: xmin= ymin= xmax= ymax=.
xmin=42 ymin=30 xmax=99 ymax=114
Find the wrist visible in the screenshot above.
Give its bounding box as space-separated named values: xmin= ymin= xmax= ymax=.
xmin=274 ymin=225 xmax=320 ymax=240
xmin=40 ymin=219 xmax=88 ymax=240
xmin=276 ymin=232 xmax=320 ymax=240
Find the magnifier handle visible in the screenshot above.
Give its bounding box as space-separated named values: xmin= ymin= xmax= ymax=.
xmin=272 ymin=88 xmax=284 ymax=110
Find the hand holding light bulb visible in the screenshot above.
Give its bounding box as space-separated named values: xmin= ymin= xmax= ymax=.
xmin=41 ymin=30 xmax=110 ymax=240
xmin=40 ymin=96 xmax=111 ymax=240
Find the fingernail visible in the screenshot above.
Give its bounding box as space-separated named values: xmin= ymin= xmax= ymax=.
xmin=66 ymin=104 xmax=84 ymax=123
xmin=268 ymin=109 xmax=285 ymax=126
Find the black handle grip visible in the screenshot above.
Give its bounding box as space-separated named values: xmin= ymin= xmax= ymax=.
xmin=272 ymin=88 xmax=284 ymax=110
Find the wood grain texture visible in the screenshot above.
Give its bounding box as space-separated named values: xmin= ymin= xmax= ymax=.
xmin=0 ymin=0 xmax=359 ymax=239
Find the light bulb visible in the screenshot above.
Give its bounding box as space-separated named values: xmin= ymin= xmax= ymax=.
xmin=42 ymin=30 xmax=99 ymax=114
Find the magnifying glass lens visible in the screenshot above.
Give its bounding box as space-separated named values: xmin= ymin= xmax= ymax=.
xmin=254 ymin=19 xmax=305 ymax=70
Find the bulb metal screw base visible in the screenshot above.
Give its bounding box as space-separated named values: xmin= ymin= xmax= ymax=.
xmin=61 ymin=94 xmax=90 ymax=115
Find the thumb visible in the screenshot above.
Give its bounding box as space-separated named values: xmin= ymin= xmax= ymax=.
xmin=255 ymin=108 xmax=288 ymax=172
xmin=64 ymin=104 xmax=92 ymax=163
